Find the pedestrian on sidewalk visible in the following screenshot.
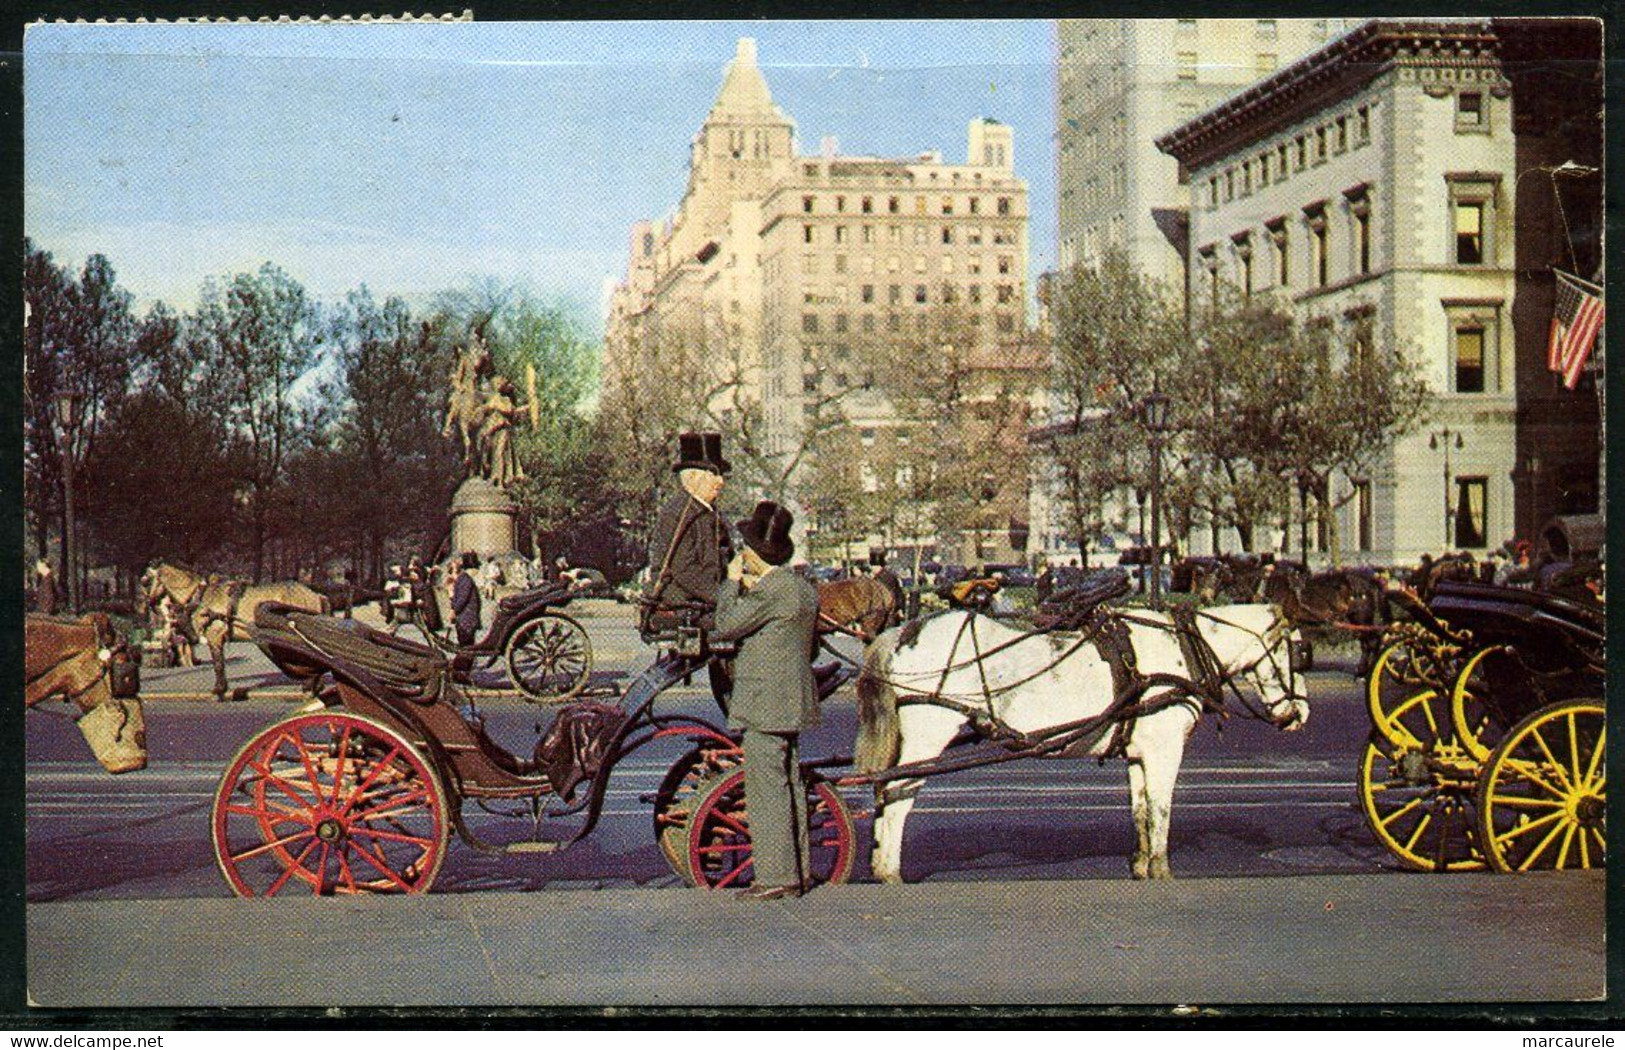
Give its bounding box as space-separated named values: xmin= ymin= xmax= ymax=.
xmin=449 ymin=552 xmax=483 ymax=647
xmin=710 ymin=500 xmax=820 ymax=901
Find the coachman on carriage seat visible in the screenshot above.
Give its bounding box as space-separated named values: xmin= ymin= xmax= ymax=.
xmin=642 ymin=431 xmax=734 ymax=639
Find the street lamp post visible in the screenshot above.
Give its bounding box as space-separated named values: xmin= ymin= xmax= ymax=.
xmin=1430 ymin=427 xmax=1465 ymax=550
xmin=1144 ymin=382 xmax=1170 ymax=611
xmin=55 ymin=390 xmax=83 ymax=613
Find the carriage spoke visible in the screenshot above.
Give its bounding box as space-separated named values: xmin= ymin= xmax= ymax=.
xmin=1377 ymin=797 xmax=1422 ymax=829
xmin=1527 ymin=729 xmax=1575 ymax=792
xmin=1500 ymin=758 xmax=1568 ymax=801
xmin=1402 ymin=812 xmax=1432 ymax=853
xmin=697 ymin=842 xmax=751 ymax=855
xmin=1582 ymin=727 xmax=1605 ymax=793
xmin=347 ymin=840 xmax=417 ymax=892
xmin=1554 ymin=824 xmax=1577 ymax=870
xmin=328 ymin=724 xmax=353 ymax=806
xmin=349 ymin=787 xmax=433 ymax=824
xmin=1515 ymin=818 xmax=1569 ymax=872
xmin=224 ymin=800 xmax=311 ymax=826
xmin=265 ymin=840 xmax=321 ymax=896
xmin=1493 ymin=809 xmax=1565 ymax=847
xmin=713 ymin=856 xmax=752 ymax=889
xmin=337 ymin=852 xmax=359 ymax=894
xmin=338 ymin=746 xmax=404 ymax=816
xmin=709 ymin=807 xmax=751 ymax=836
xmin=229 ymin=827 xmax=317 ymax=864
xmin=348 ymin=825 xmax=436 ymax=849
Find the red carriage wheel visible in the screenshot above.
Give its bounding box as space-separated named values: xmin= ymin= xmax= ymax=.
xmin=212 ymin=712 xmax=450 ymax=896
xmin=651 ymin=736 xmax=743 ymax=884
xmin=684 ymin=768 xmax=857 ymax=890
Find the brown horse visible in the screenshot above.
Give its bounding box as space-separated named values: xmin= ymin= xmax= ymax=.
xmin=142 ymin=561 xmax=329 ymax=699
xmin=26 ymin=613 xmax=147 ymax=773
xmin=817 ymin=576 xmax=900 ymax=642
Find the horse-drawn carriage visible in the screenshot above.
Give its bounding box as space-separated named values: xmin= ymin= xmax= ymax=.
xmin=210 ymin=600 xmax=860 ymax=895
xmin=411 ymin=580 xmax=595 ymax=702
xmin=1357 ymin=580 xmax=1604 ymax=873
xmin=209 ymin=570 xmax=1311 ymax=895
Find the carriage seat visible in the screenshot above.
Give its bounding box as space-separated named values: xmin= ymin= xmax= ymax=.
xmin=1031 ymin=569 xmax=1132 ymax=630
xmin=498 ymin=582 xmax=571 ymax=615
xmin=253 ymin=603 xmax=448 ymax=701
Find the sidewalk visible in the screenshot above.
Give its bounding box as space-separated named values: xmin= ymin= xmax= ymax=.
xmin=26 ymin=871 xmax=1605 ymax=1008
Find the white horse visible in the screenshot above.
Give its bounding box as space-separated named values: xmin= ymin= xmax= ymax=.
xmin=854 ymin=603 xmax=1310 ymax=882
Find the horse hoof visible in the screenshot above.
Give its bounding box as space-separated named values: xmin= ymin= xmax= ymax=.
xmin=1149 ymin=861 xmax=1173 ymax=880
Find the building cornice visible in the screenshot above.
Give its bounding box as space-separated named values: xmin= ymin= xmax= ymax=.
xmin=1157 ymin=20 xmax=1501 ymax=172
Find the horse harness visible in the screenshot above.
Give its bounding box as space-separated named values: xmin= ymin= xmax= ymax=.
xmin=890 ymin=603 xmax=1298 ymax=763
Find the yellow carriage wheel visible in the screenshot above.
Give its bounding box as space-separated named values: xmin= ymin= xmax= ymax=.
xmin=1449 ymin=646 xmax=1504 ymax=763
xmin=1356 ymin=690 xmax=1485 ymax=872
xmin=1476 ymin=701 xmax=1605 ymax=873
xmin=1366 ymin=640 xmax=1440 ymax=746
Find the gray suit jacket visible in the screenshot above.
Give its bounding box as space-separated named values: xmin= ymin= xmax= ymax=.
xmin=712 ymin=568 xmax=820 ymax=732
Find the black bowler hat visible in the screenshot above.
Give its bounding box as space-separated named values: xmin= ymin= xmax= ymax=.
xmin=672 ymin=431 xmax=731 ymax=476
xmin=736 ymin=500 xmax=795 ymax=567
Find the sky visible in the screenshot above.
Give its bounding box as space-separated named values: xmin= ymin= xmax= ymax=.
xmin=25 ymin=20 xmax=1058 ymax=334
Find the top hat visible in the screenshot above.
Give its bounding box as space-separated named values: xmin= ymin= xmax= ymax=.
xmin=672 ymin=431 xmax=732 ymax=476
xmin=736 ymin=500 xmax=795 ymax=567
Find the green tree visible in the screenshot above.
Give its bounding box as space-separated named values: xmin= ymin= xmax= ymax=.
xmin=190 ymin=264 xmax=320 ymax=580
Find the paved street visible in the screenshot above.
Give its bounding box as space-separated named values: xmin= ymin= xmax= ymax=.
xmin=23 ymin=601 xmax=1607 ymax=1006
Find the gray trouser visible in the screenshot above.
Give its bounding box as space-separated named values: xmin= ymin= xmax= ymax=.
xmin=742 ymin=728 xmax=810 ymax=888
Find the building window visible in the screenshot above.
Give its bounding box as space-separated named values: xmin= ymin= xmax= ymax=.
xmin=1233 ymin=234 xmax=1253 ymax=298
xmin=835 ymin=226 xmax=848 ymax=244
xmin=861 ymin=196 xmax=873 ymax=213
xmin=1224 ymin=169 xmax=1235 ymax=202
xmin=915 ymin=196 xmax=928 ymax=215
xmin=997 ymin=314 xmax=1016 ymax=333
xmin=888 ymin=196 xmax=900 ymax=214
xmin=1346 ymin=187 xmax=1372 ymax=275
xmin=997 ymin=197 xmax=1012 ymax=215
xmin=1295 ymin=136 xmax=1308 ymax=171
xmin=1267 ymin=220 xmax=1289 ymax=286
xmin=802 ymin=314 xmax=819 ymax=333
xmin=862 ymin=225 xmax=874 ymax=244
xmin=1354 ymin=479 xmax=1373 ymax=552
xmin=997 ymin=256 xmax=1013 ymax=275
xmin=1454 ymin=477 xmax=1488 ymax=549
xmin=942 ymin=227 xmax=953 ymax=245
xmin=968 ymin=284 xmax=982 ymax=304
xmin=888 ymin=284 xmax=901 ymax=304
xmin=1356 ymin=105 xmax=1371 ymax=144
xmin=914 ymin=285 xmax=927 ymax=304
xmin=1334 ymin=116 xmax=1348 ymax=153
xmin=803 ymin=225 xmax=815 ymax=244
xmin=1176 ymin=51 xmax=1197 ymax=80
xmin=1258 ymin=153 xmax=1271 ymax=187
xmin=1305 ymin=206 xmax=1329 ymax=287
xmin=941 ymin=196 xmax=953 ymax=215
xmin=1241 ymin=161 xmax=1253 ymax=197
xmin=1454 ymin=200 xmax=1485 ymax=264
xmin=861 ymin=284 xmax=874 ymax=303
xmin=1454 ymin=324 xmax=1486 ymax=393
xmin=1456 ymin=92 xmax=1485 ymax=130
xmin=1257 ymin=18 xmax=1277 ymax=38
xmin=1207 ymin=177 xmax=1219 ymax=209
xmin=834 ymin=314 xmax=849 ymax=333
xmin=942 ymin=283 xmax=956 ymax=303
xmin=1445 ymin=301 xmax=1501 ymax=393
xmin=1315 ymin=126 xmax=1328 ymax=163
xmin=1177 ymin=18 xmax=1197 ymax=33
xmin=1256 ymin=52 xmax=1277 ymax=74
xmin=803 ymin=196 xmax=816 ymax=213
xmin=969 ymin=197 xmax=980 ymax=214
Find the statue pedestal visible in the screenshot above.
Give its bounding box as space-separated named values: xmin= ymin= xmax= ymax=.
xmin=449 ymin=477 xmax=518 ymax=562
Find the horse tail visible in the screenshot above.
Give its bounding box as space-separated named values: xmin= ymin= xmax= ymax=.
xmin=855 ymin=630 xmax=901 ymax=775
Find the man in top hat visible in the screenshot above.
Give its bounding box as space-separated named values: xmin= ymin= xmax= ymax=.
xmin=710 ymin=500 xmax=821 ymax=900
xmin=646 ymin=432 xmax=734 ymax=623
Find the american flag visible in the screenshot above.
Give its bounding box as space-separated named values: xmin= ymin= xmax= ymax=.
xmin=1548 ymin=270 xmax=1605 ymax=390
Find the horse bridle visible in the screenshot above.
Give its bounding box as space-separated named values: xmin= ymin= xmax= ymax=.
xmin=1191 ymin=607 xmax=1308 ymax=724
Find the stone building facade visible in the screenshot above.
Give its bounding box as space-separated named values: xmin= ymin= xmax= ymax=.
xmin=606 ymin=38 xmax=1036 ymax=565
xmin=1158 ymin=19 xmax=1566 ymax=564
xmin=1057 ymin=18 xmax=1353 ymax=293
